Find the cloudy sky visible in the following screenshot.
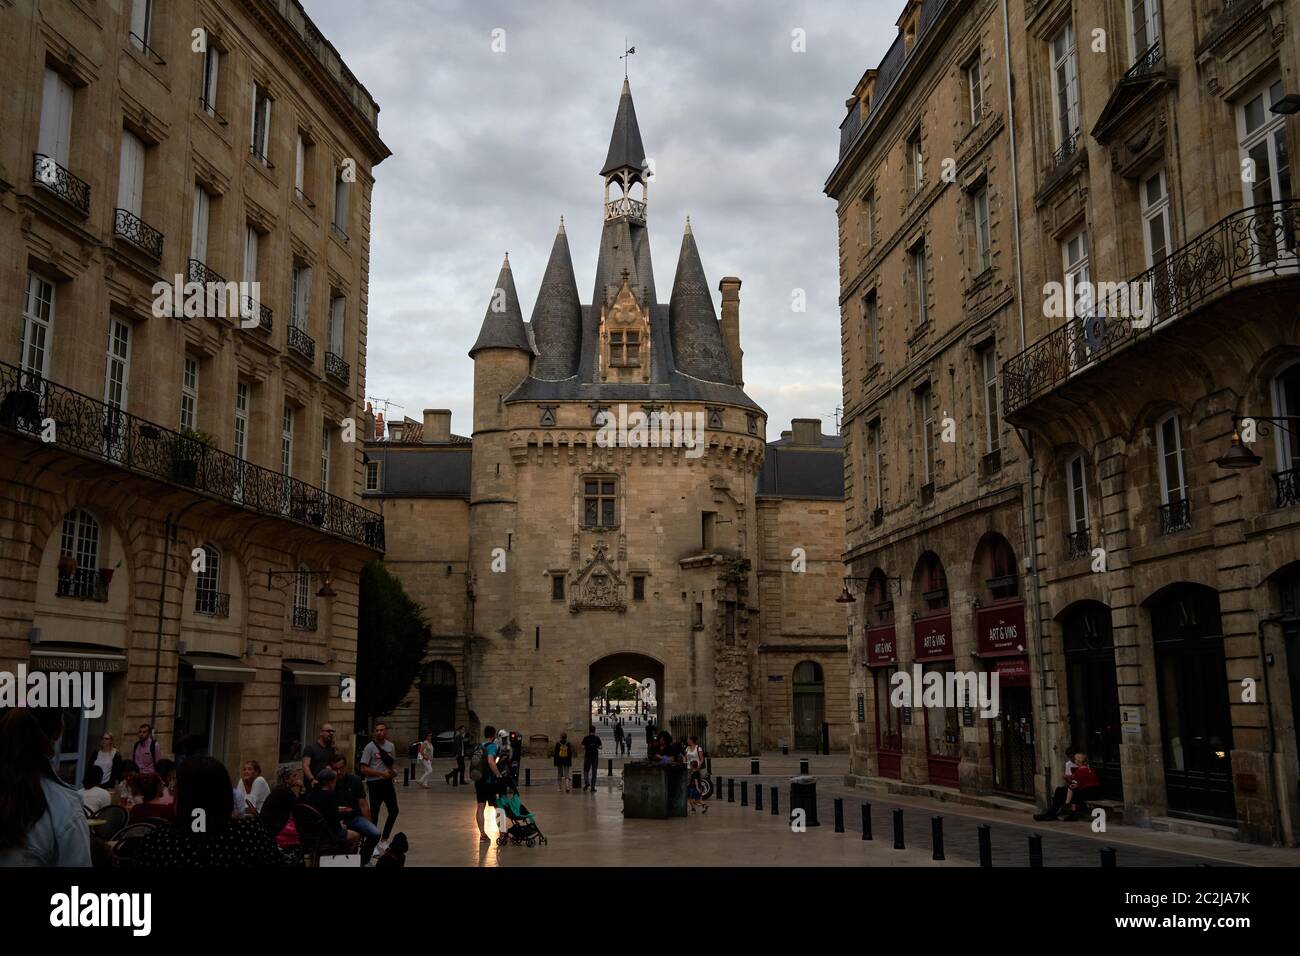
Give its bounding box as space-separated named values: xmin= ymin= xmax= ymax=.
xmin=305 ymin=0 xmax=897 ymax=438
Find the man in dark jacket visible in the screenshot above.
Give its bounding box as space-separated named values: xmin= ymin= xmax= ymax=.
xmin=581 ymin=726 xmax=602 ymax=791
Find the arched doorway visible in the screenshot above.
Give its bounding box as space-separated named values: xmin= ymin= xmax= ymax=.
xmin=589 ymin=653 xmax=666 ymax=750
xmin=1146 ymin=584 xmax=1235 ymax=821
xmin=1061 ymin=601 xmax=1123 ymax=801
xmin=912 ymin=551 xmax=959 ymax=787
xmin=793 ymin=661 xmax=826 ymax=750
xmin=418 ymin=662 xmax=457 ymax=738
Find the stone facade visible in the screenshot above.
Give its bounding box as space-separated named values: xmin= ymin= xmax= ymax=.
xmin=0 ymin=0 xmax=388 ymax=783
xmin=830 ymin=0 xmax=1300 ymax=844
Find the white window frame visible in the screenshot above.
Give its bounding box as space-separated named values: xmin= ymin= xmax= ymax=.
xmin=202 ymin=43 xmax=221 ymax=115
xmin=329 ymin=296 xmax=345 ymax=356
xmin=320 ymin=424 xmax=330 ymax=489
xmin=1128 ymin=0 xmax=1161 ymax=63
xmin=61 ymin=508 xmax=100 ymax=573
xmin=180 ymin=356 xmax=199 ymax=431
xmin=294 ymin=565 xmax=310 ymax=614
xmin=234 ymin=382 xmax=249 ymax=461
xmin=980 ymin=346 xmax=999 ymax=453
xmin=1050 ymin=22 xmax=1080 ymax=150
xmin=104 ymin=319 xmax=131 ymax=410
xmin=365 ymin=460 xmax=380 ymax=492
xmin=129 ymin=0 xmax=153 ymax=53
xmin=21 ymin=273 xmax=55 ymax=379
xmin=1140 ymin=169 xmax=1171 ymax=269
xmin=333 ymin=164 xmax=350 ymax=232
xmin=966 ymin=54 xmax=983 ymax=124
xmin=243 ymin=225 xmax=259 ymax=287
xmin=39 ymin=68 xmax=74 ymax=167
xmin=919 ymin=387 xmax=935 ymax=484
xmin=117 ymin=129 xmax=145 ymax=217
xmin=973 ymin=185 xmax=991 ymax=273
xmin=196 ymin=544 xmax=221 ymax=611
xmin=251 ymin=83 xmax=272 ymax=164
xmin=1155 ymin=412 xmax=1188 ymax=505
xmin=295 ymin=132 xmax=307 ymax=194
xmin=291 ymin=265 xmax=311 ymax=331
xmin=190 ymin=185 xmax=211 ymax=264
xmin=1271 ymin=365 xmax=1300 ymax=473
xmin=281 ymin=403 xmax=294 ymax=476
xmin=1066 ymin=454 xmax=1090 ymax=532
xmin=908 ymin=129 xmax=924 ymax=191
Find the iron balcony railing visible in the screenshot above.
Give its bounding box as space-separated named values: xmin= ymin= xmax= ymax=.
xmin=325 ymin=351 xmax=350 ymax=384
xmin=1122 ymin=40 xmax=1163 ymax=83
xmin=128 ymin=32 xmax=167 ymax=65
xmin=294 ymin=186 xmax=315 ymax=208
xmin=1049 ymin=129 xmax=1083 ymax=173
xmin=187 ymin=258 xmax=227 ymax=287
xmin=56 ymin=567 xmax=109 ymax=602
xmin=1158 ymin=499 xmax=1193 ymax=536
xmin=292 ymin=606 xmax=318 ymax=632
xmin=242 ymin=296 xmax=273 ymax=334
xmin=1066 ymin=529 xmax=1091 ymax=560
xmin=1003 ymin=200 xmax=1300 ymax=415
xmin=33 ymin=153 xmax=91 ymax=216
xmin=195 ymin=589 xmax=231 ymax=618
xmin=330 ymin=222 xmax=349 ymax=244
xmin=288 ymin=325 xmax=316 ymax=362
xmin=0 ymin=360 xmax=384 ymax=551
xmin=198 ymin=96 xmax=228 ymax=126
xmin=1275 ymin=469 xmax=1299 ymax=509
xmin=113 ymin=208 xmax=164 ymax=261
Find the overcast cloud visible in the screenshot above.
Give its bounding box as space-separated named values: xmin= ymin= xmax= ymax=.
xmin=304 ymin=0 xmax=896 ymax=438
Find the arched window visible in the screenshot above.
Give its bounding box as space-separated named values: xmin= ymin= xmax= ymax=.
xmin=1155 ymin=412 xmax=1191 ymax=533
xmin=1272 ymin=364 xmax=1300 ymax=499
xmin=980 ymin=534 xmax=1019 ymax=601
xmin=1065 ymin=453 xmax=1091 ymax=557
xmin=866 ymin=568 xmax=894 ymax=624
xmin=57 ymin=509 xmax=101 ymax=599
xmin=916 ymin=551 xmax=948 ymax=611
xmin=195 ymin=544 xmax=226 ymax=617
xmin=292 ymin=564 xmax=316 ymax=631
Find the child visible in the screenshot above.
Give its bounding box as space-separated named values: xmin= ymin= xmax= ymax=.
xmin=688 ymin=760 xmax=707 ymax=813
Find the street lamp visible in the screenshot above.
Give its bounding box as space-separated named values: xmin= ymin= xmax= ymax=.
xmin=1214 ymin=415 xmax=1299 ymax=470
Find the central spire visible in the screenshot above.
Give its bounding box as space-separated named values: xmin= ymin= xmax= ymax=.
xmin=601 ymin=78 xmax=647 ymax=181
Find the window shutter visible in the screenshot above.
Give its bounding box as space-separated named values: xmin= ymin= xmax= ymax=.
xmin=117 ymin=131 xmax=145 ymax=215
xmin=130 ymin=0 xmax=150 ymax=50
xmin=243 ymin=226 xmax=258 ymax=284
xmin=295 ymin=134 xmax=305 ymax=190
xmin=40 ymin=69 xmax=74 ymax=165
xmin=191 ymin=187 xmax=210 ymax=263
xmin=330 ymin=297 xmax=344 ymax=354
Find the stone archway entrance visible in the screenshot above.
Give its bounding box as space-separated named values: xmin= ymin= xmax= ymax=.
xmin=589 ymin=653 xmax=664 ymax=753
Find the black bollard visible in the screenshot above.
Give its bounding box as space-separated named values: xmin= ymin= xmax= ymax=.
xmin=751 ymin=759 xmax=760 ymax=775
xmin=728 ymin=778 xmax=735 ymax=803
xmin=789 ymin=776 xmax=820 ymax=826
xmin=1100 ymin=846 xmax=1117 ymax=868
xmin=861 ymin=802 xmax=872 ymax=840
xmin=741 ymin=781 xmax=748 ymax=806
xmin=977 ymin=823 xmax=991 ymax=867
xmin=706 ymin=757 xmax=712 ymax=775
xmin=931 ymin=815 xmax=944 ymax=861
xmin=403 ymin=767 xmax=409 ymax=787
xmin=770 ymin=786 xmax=779 ymax=815
xmin=781 ymin=744 xmax=788 ymax=756
xmin=572 ymin=771 xmax=581 ymax=790
xmin=525 ymin=768 xmax=531 ymax=788
xmin=1028 ymin=833 xmax=1043 ymax=868
xmin=892 ymin=808 xmax=905 ymax=849
xmin=755 ymin=783 xmax=763 ymax=811
xmin=799 ymin=759 xmax=810 ymax=775
xmin=608 ymin=759 xmax=613 ymax=776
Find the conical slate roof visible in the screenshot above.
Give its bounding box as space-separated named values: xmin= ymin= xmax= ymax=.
xmin=600 ymin=78 xmax=647 ymax=179
xmin=669 ymin=220 xmax=733 ymax=384
xmin=469 ymin=255 xmax=532 ymax=357
xmin=530 ymin=219 xmax=582 ymax=380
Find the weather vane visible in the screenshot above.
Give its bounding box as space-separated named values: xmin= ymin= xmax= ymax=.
xmin=620 ymin=39 xmax=636 ymax=78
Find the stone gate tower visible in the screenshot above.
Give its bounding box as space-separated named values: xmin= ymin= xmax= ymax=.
xmin=465 ymin=80 xmax=767 ymax=754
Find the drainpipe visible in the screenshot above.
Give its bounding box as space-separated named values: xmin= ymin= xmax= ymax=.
xmin=1020 ymin=428 xmax=1051 ymax=804
xmin=1258 ymin=614 xmax=1287 ymax=845
xmin=1001 ymin=0 xmax=1027 ymax=352
xmin=150 ymin=501 xmax=203 ymax=729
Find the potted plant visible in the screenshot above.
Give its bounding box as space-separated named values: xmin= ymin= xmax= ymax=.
xmin=98 ymin=560 xmax=122 ymax=589
xmin=168 ymin=426 xmax=215 ymax=486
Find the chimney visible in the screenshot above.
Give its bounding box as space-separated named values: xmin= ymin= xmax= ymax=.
xmin=374 ymin=412 xmax=386 ymax=441
xmin=791 ymin=418 xmax=821 ymax=447
xmin=718 ymin=276 xmax=743 ymax=388
xmin=423 ymin=408 xmax=452 ymax=443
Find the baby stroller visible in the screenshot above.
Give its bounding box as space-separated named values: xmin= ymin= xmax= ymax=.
xmin=494 ymin=791 xmax=547 ymax=847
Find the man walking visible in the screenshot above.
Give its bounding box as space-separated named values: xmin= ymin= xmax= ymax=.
xmin=301 ymin=723 xmax=336 ymax=791
xmin=445 ymin=724 xmax=467 ymax=786
xmin=613 ymin=720 xmax=624 ymax=756
xmin=360 ymin=722 xmax=399 ymax=848
xmin=581 ymin=725 xmax=602 ymax=792
xmin=473 ymin=725 xmax=500 ymax=843
xmin=132 ymin=723 xmax=159 ymax=776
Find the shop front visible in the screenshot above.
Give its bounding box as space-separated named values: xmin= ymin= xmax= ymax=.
xmin=866 ymin=621 xmax=900 ymax=778
xmin=27 ymin=645 xmax=127 ymax=787
xmin=174 ymin=654 xmax=256 ymax=768
xmin=976 ymin=602 xmax=1035 ymax=796
xmin=914 ymin=612 xmax=959 ymax=787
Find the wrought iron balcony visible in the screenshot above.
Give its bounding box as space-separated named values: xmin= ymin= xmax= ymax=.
xmin=195 ymin=589 xmax=231 ymax=618
xmin=330 ymin=221 xmax=349 ymax=244
xmin=981 ymin=448 xmax=1002 ymax=477
xmin=1003 ymin=200 xmax=1300 ymax=416
xmin=32 ymin=153 xmax=91 ymax=216
xmin=1049 ymin=129 xmax=1083 ymax=173
xmin=605 ymin=197 xmax=647 ymax=223
xmin=198 ymin=96 xmax=228 ymax=126
xmin=288 ymin=325 xmax=316 ymax=362
xmin=187 ymin=258 xmax=227 ymax=287
xmin=250 ymin=144 xmax=274 ymax=168
xmin=56 ymin=567 xmax=109 ymax=602
xmin=1066 ymin=529 xmax=1091 ymax=560
xmin=0 ymin=359 xmax=384 ymax=551
xmin=292 ymin=606 xmax=318 ymax=632
xmin=128 ymin=32 xmax=166 ymax=65
xmin=871 ymin=507 xmax=884 ymax=528
xmin=294 ymin=186 xmax=315 ymax=208
xmin=113 ymin=208 xmax=164 ymax=261
xmin=1122 ymin=40 xmax=1163 ymax=83
xmin=1157 ymin=499 xmax=1193 ymax=536
xmin=1275 ymin=469 xmax=1299 ymax=509
xmin=325 ymin=351 xmax=350 ymax=384
xmin=242 ymin=296 xmax=273 ymax=334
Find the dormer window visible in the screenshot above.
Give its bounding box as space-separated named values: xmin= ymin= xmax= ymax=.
xmin=898 ymin=1 xmax=921 ymax=54
xmin=610 ymin=330 xmax=641 ymax=367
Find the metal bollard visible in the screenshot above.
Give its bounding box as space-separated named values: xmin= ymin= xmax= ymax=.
xmin=706 ymin=757 xmax=712 ymax=775
xmin=751 ymin=759 xmax=760 ymax=775
xmin=770 ymin=786 xmax=778 ymax=815
xmin=1028 ymin=833 xmax=1043 ymax=868
xmin=755 ymin=783 xmax=763 ymax=811
xmin=1100 ymin=846 xmax=1117 ymax=868
xmin=728 ymin=778 xmax=735 ymax=803
xmin=403 ymin=768 xmax=409 ymax=787
xmin=781 ymin=744 xmax=789 ymax=756
xmin=861 ymin=803 xmax=872 ymax=840
xmin=740 ymin=781 xmax=748 ymax=806
xmin=608 ymin=759 xmax=613 ymax=776
xmin=977 ymin=823 xmax=991 ymax=867
xmin=525 ymin=768 xmax=531 ymax=788
xmin=834 ymin=798 xmax=844 ymax=833
xmin=931 ymin=815 xmax=944 ymax=861
xmin=799 ymin=759 xmax=810 ymax=775
xmin=572 ymin=771 xmax=582 ymax=790
xmin=892 ymin=808 xmax=905 ymax=849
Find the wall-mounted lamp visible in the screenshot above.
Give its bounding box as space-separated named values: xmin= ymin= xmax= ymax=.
xmin=835 ymin=574 xmax=902 ymax=604
xmin=1215 ymin=415 xmax=1298 ymax=470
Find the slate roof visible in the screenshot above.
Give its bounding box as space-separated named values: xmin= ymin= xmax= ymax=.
xmin=364 ymin=445 xmax=472 ymax=498
xmin=530 ymin=220 xmax=583 ymax=380
xmin=469 ymin=256 xmax=532 ymax=357
xmin=756 ymin=433 xmax=845 ymax=499
xmin=600 ymin=78 xmax=648 ymax=178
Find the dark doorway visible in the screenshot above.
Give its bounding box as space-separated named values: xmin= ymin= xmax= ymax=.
xmin=1149 ymin=585 xmax=1236 ymax=822
xmin=418 ymin=661 xmax=457 ymax=738
xmin=992 ymin=684 xmax=1035 ymax=796
xmin=792 ymin=661 xmax=825 ymax=750
xmin=1062 ymin=601 xmax=1123 ymax=801
xmin=1280 ymin=569 xmax=1300 ymax=791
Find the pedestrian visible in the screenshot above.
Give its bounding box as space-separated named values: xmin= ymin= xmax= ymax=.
xmin=80 ymin=766 xmax=112 ymax=815
xmin=131 ymin=722 xmax=160 ymax=776
xmin=646 ymin=721 xmax=655 ymax=748
xmin=684 ymin=735 xmax=703 ymax=769
xmin=301 ymin=722 xmax=336 ymax=791
xmin=417 ymin=731 xmax=435 ymax=787
xmin=328 ymin=753 xmax=381 ymax=863
xmin=581 ymin=725 xmax=602 ymax=792
xmin=360 ymin=721 xmax=399 ymax=850
xmin=0 ymin=708 xmax=92 ymax=866
xmin=88 ymin=731 xmax=121 ymax=789
xmin=1034 ymin=749 xmax=1079 ymax=821
xmin=553 ymin=733 xmax=574 ymax=791
xmin=624 ymin=734 xmax=634 ymax=758
xmin=471 ymin=725 xmax=500 ymax=844
xmin=446 ymin=724 xmax=467 ymax=786
xmin=1062 ymin=754 xmax=1104 ymax=820
xmin=613 ymin=720 xmax=624 ymax=756
xmin=688 ymin=760 xmax=707 ymax=813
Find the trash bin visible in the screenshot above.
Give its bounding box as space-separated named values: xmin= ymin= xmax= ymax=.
xmin=789 ymin=774 xmax=820 ymax=826
xmin=623 ymin=762 xmax=689 ymax=818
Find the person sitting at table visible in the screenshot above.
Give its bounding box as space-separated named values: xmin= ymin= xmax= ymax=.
xmin=116 ymin=760 xmax=140 ymax=807
xmin=80 ymin=766 xmax=112 ymax=815
xmin=155 ymin=759 xmax=176 ymax=805
xmin=88 ymin=732 xmax=121 ymax=789
xmin=259 ymin=767 xmax=305 ymax=865
xmin=236 ymin=760 xmax=271 ymax=815
xmin=132 ymin=756 xmax=289 ymax=867
xmin=128 ymin=772 xmax=175 ymax=824
xmin=301 ymin=768 xmax=358 ymax=853
xmin=0 ymin=708 xmax=92 ymax=867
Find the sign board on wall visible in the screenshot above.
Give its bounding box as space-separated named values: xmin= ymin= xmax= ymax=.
xmin=866 ymin=624 xmax=897 ymax=666
xmin=975 ymin=603 xmax=1026 ymax=658
xmin=912 ymin=614 xmax=953 ymax=660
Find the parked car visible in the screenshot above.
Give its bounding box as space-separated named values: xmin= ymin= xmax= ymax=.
xmin=433 ymin=730 xmax=470 ymax=757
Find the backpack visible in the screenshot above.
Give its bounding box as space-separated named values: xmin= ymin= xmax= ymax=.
xmin=469 ymin=744 xmax=487 ymax=781
xmin=558 ymin=742 xmax=570 ymax=760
